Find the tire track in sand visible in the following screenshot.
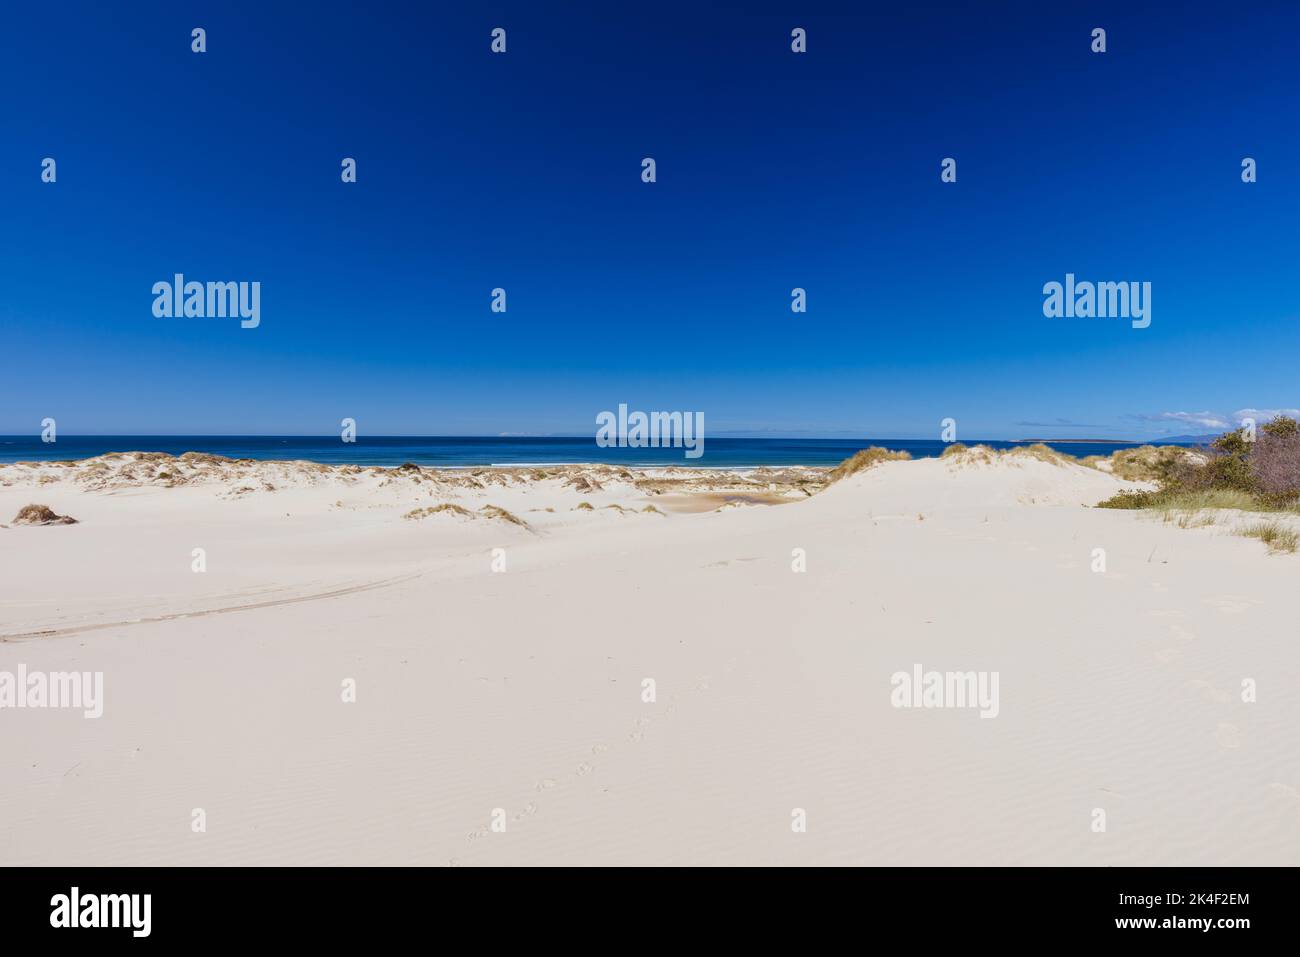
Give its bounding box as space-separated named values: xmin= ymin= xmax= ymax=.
xmin=0 ymin=571 xmax=424 ymax=643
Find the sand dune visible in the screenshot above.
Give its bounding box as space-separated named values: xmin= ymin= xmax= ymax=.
xmin=1 ymin=451 xmax=1296 ymax=865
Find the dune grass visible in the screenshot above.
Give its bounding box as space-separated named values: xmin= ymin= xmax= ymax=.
xmin=827 ymin=447 xmax=912 ymax=483
xmin=403 ymin=503 xmax=473 ymax=520
xmin=1010 ymin=443 xmax=1071 ymax=464
xmin=1097 ymin=486 xmax=1299 ymax=555
xmin=479 ymin=504 xmax=528 ymax=527
xmin=12 ymin=504 xmax=78 ymax=525
xmin=1097 ymin=488 xmax=1260 ymax=512
xmin=1238 ymin=521 xmax=1299 ymax=553
xmin=1107 ymin=445 xmax=1193 ymax=481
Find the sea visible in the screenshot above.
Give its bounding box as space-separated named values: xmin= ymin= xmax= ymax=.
xmin=0 ymin=436 xmax=1199 ymax=468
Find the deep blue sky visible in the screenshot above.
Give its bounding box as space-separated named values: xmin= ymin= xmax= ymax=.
xmin=2 ymin=1 xmax=1297 ymax=439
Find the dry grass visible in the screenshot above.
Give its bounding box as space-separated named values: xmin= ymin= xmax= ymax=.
xmin=1101 ymin=487 xmax=1280 ymax=535
xmin=1100 ymin=487 xmax=1263 ymax=513
xmin=938 ymin=444 xmax=1000 ymax=468
xmin=12 ymin=504 xmax=78 ymax=525
xmin=1100 ymin=487 xmax=1300 ymax=554
xmin=1163 ymin=509 xmax=1217 ymax=529
xmin=406 ymin=502 xmax=530 ymax=529
xmin=1106 ymin=445 xmax=1197 ymax=481
xmin=479 ymin=505 xmax=528 ymax=527
xmin=827 ymin=447 xmax=911 ymax=483
xmin=178 ymin=451 xmax=232 ymax=466
xmin=404 ymin=503 xmax=473 ymax=520
xmin=1238 ymin=521 xmax=1299 ymax=554
xmin=1009 ymin=443 xmax=1072 ymax=465
xmin=1164 ymin=489 xmax=1259 ymax=512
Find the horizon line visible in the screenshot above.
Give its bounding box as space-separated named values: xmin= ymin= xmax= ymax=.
xmin=0 ymin=433 xmax=1217 ymax=443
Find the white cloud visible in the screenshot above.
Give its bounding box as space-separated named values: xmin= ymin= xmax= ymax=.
xmin=1233 ymin=408 xmax=1300 ymax=422
xmin=1151 ymin=411 xmax=1231 ymax=429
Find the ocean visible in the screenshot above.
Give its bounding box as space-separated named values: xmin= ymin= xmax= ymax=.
xmin=0 ymin=436 xmax=1195 ymax=468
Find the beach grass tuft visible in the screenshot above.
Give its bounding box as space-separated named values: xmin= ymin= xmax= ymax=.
xmin=12 ymin=504 xmax=78 ymax=525
xmin=404 ymin=503 xmax=474 ymax=520
xmin=1011 ymin=443 xmax=1072 ymax=465
xmin=1238 ymin=521 xmax=1299 ymax=553
xmin=828 ymin=447 xmax=912 ymax=483
xmin=479 ymin=504 xmax=528 ymax=527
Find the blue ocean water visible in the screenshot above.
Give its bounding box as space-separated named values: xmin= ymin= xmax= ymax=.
xmin=0 ymin=436 xmax=1196 ymax=468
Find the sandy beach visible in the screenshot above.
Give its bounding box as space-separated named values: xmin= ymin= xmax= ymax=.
xmin=1 ymin=448 xmax=1297 ymax=866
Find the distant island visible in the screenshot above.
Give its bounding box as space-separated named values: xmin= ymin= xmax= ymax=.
xmin=1014 ymin=438 xmax=1137 ymax=445
xmin=1015 ymin=435 xmax=1218 ymax=445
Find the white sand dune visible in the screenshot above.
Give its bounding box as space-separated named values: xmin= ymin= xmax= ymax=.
xmin=1 ymin=451 xmax=1297 ymax=866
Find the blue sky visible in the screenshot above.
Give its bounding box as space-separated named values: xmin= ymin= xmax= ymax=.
xmin=2 ymin=1 xmax=1297 ymax=439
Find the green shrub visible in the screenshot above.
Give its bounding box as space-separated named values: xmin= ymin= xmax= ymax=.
xmin=1095 ymin=423 xmax=1300 ymax=557
xmin=1262 ymin=415 xmax=1299 ymax=439
xmin=1096 ymin=489 xmax=1160 ymax=509
xmin=1202 ymin=453 xmax=1256 ymax=491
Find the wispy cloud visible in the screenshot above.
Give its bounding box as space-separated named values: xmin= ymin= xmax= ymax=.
xmin=1129 ymin=408 xmax=1299 ymax=434
xmin=1136 ymin=411 xmax=1232 ymax=430
xmin=1234 ymin=408 xmax=1300 ymax=422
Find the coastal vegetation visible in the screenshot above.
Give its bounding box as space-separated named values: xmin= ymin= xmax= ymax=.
xmin=11 ymin=503 xmax=78 ymax=526
xmin=1096 ymin=416 xmax=1300 ymax=552
xmin=827 ymin=447 xmax=912 ymax=483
